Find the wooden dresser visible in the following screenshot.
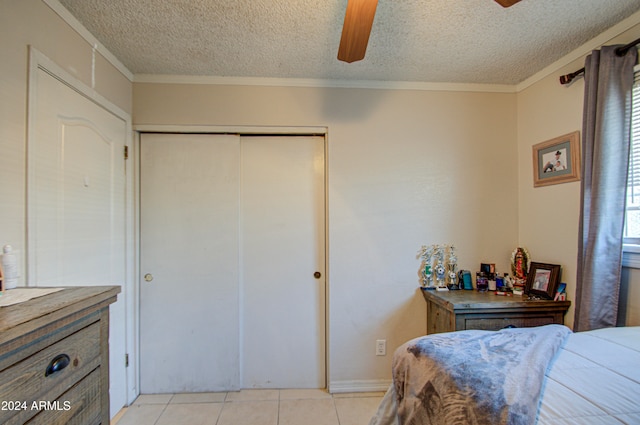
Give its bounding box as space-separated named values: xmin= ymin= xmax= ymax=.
xmin=421 ymin=288 xmax=570 ymax=334
xmin=0 ymin=286 xmax=120 ymax=425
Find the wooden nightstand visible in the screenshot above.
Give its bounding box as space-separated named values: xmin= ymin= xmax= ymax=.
xmin=421 ymin=288 xmax=571 ymax=334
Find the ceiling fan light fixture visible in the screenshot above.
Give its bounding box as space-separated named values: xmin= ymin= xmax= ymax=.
xmin=337 ymin=0 xmax=378 ymax=63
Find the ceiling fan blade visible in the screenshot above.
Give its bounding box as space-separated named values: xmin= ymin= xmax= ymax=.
xmin=337 ymin=0 xmax=378 ymax=63
xmin=494 ymin=0 xmax=521 ymax=6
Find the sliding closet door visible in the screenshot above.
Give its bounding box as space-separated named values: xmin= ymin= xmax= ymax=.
xmin=139 ymin=133 xmax=325 ymax=392
xmin=139 ymin=133 xmax=241 ymax=392
xmin=241 ymin=135 xmax=326 ymax=388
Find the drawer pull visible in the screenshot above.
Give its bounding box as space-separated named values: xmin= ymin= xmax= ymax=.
xmin=45 ymin=354 xmax=71 ymax=377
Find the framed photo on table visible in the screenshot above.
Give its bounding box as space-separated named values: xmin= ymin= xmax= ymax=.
xmin=532 ymin=131 xmax=580 ymax=187
xmin=525 ymin=262 xmax=561 ymax=300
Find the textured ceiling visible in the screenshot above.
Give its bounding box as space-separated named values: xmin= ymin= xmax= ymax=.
xmin=57 ymin=0 xmax=640 ymax=85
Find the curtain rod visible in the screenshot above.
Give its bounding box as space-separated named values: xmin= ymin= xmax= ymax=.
xmin=559 ymin=37 xmax=640 ymax=85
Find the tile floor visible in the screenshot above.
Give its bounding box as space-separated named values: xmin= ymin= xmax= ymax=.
xmin=113 ymin=389 xmax=383 ymax=425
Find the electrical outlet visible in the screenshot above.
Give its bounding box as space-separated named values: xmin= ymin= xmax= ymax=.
xmin=376 ymin=339 xmax=386 ymax=356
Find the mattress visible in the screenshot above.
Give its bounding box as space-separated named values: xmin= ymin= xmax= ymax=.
xmin=537 ymin=326 xmax=640 ymax=424
xmin=369 ymin=326 xmax=640 ymax=425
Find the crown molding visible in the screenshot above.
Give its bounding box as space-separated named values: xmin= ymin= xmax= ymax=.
xmin=517 ymin=9 xmax=640 ymax=92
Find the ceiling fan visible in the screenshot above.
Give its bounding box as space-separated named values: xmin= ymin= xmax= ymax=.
xmin=337 ymin=0 xmax=523 ymax=63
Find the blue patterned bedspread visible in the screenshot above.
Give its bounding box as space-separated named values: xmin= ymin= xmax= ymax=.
xmin=390 ymin=325 xmax=572 ymax=425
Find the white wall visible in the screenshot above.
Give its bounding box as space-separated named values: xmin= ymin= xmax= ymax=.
xmin=133 ymin=83 xmax=519 ymax=388
xmin=517 ymin=21 xmax=640 ymax=330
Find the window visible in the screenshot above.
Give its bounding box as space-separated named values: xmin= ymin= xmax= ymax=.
xmin=623 ymin=64 xmax=640 ymax=267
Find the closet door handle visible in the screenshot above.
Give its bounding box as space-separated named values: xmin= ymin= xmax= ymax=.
xmin=45 ymin=354 xmax=71 ymax=377
xmin=314 ymin=271 xmax=322 ymax=279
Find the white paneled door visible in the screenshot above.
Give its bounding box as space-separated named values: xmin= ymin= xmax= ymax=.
xmin=139 ymin=133 xmax=325 ymax=392
xmin=28 ymin=65 xmax=128 ymax=414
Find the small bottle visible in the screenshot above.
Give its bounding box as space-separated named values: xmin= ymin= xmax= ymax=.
xmin=2 ymin=245 xmax=18 ymax=289
xmin=487 ymin=268 xmax=496 ymax=291
xmin=476 ymin=272 xmax=488 ymax=292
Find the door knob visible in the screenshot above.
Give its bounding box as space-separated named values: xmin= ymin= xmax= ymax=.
xmin=314 ymin=271 xmax=322 ymax=279
xmin=144 ymin=273 xmax=154 ymax=282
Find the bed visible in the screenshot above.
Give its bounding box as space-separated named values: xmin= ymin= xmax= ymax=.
xmin=369 ymin=325 xmax=640 ymax=425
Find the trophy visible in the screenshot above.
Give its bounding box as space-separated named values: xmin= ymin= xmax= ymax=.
xmin=418 ymin=245 xmax=436 ymax=289
xmin=418 ymin=244 xmax=460 ymax=290
xmin=446 ymin=245 xmax=459 ymax=290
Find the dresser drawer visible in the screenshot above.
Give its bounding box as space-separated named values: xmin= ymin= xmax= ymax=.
xmin=0 ymin=322 xmax=101 ymax=425
xmin=26 ymin=367 xmax=102 ymax=425
xmin=463 ymin=315 xmax=556 ymax=331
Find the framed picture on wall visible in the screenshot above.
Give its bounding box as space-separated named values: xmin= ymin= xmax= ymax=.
xmin=532 ymin=131 xmax=581 ymax=187
xmin=524 ymin=262 xmax=561 ymax=299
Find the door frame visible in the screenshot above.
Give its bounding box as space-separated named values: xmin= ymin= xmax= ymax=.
xmin=132 ymin=125 xmax=329 ymax=395
xmin=26 ymin=47 xmax=136 ymax=406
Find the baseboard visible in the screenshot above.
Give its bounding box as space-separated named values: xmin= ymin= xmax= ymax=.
xmin=328 ymin=379 xmax=391 ymax=394
xmin=111 ymin=407 xmax=128 ymax=424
